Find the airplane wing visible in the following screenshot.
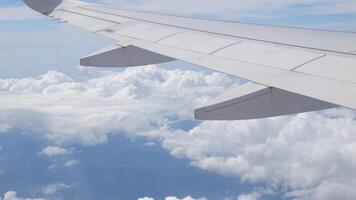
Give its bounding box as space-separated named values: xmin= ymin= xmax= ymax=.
xmin=23 ymin=0 xmax=356 ymax=120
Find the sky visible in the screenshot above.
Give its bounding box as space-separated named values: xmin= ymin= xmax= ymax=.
xmin=1 ymin=0 xmax=356 ymax=200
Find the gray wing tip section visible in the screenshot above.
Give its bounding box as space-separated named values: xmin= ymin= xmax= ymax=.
xmin=195 ymin=82 xmax=337 ymax=120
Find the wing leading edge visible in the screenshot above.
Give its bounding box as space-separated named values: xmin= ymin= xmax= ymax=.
xmin=23 ymin=0 xmax=356 ymax=120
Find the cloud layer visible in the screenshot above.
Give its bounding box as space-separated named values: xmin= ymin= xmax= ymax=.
xmin=1 ymin=66 xmax=356 ymax=199
xmin=0 ymin=66 xmax=236 ymax=145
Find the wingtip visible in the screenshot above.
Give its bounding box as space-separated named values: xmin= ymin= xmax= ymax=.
xmin=23 ymin=0 xmax=63 ymax=15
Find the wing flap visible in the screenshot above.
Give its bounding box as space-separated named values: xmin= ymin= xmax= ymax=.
xmin=195 ymin=82 xmax=336 ymax=120
xmin=80 ymin=43 xmax=175 ymax=67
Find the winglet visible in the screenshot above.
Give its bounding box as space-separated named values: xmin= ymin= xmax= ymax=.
xmin=23 ymin=0 xmax=63 ymax=15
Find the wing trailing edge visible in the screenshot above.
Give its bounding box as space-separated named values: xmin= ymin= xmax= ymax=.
xmin=195 ymin=83 xmax=336 ymax=120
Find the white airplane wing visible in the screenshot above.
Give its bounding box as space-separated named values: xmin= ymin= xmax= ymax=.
xmin=23 ymin=0 xmax=356 ymax=120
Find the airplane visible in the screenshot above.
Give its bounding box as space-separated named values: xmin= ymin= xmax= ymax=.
xmin=23 ymin=0 xmax=356 ymax=120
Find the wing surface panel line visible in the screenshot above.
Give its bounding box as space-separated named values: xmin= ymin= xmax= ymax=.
xmin=291 ymin=54 xmax=327 ymax=71
xmin=209 ymin=41 xmax=243 ymax=55
xmin=154 ymin=31 xmax=186 ymax=43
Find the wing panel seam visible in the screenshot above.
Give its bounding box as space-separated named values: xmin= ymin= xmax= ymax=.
xmin=291 ymin=54 xmax=327 ymax=71
xmin=154 ymin=31 xmax=186 ymax=43
xmin=209 ymin=41 xmax=243 ymax=55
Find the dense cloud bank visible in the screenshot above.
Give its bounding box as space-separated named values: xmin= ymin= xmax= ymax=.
xmin=1 ymin=66 xmax=356 ymax=199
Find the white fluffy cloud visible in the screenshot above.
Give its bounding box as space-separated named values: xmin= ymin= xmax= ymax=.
xmin=165 ymin=196 xmax=206 ymax=200
xmin=41 ymin=183 xmax=71 ymax=195
xmin=64 ymin=160 xmax=78 ymax=167
xmin=39 ymin=146 xmax=73 ymax=157
xmin=237 ymin=192 xmax=261 ymax=200
xmin=2 ymin=191 xmax=45 ymax=200
xmin=1 ymin=66 xmax=356 ymax=199
xmin=153 ymin=110 xmax=356 ymax=200
xmin=137 ymin=196 xmax=206 ymax=200
xmin=0 ymin=67 xmax=236 ymax=145
xmin=137 ymin=197 xmax=154 ymax=200
xmin=1 ymin=184 xmax=71 ymax=200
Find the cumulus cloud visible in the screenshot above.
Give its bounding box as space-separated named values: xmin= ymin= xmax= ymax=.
xmin=153 ymin=110 xmax=356 ymax=200
xmin=236 ymin=188 xmax=274 ymax=200
xmin=165 ymin=196 xmax=206 ymax=200
xmin=2 ymin=191 xmax=45 ymax=200
xmin=41 ymin=183 xmax=71 ymax=195
xmin=0 ymin=124 xmax=10 ymax=133
xmin=137 ymin=196 xmax=206 ymax=200
xmin=64 ymin=160 xmax=79 ymax=167
xmin=237 ymin=192 xmax=260 ymax=200
xmin=0 ymin=67 xmax=236 ymax=145
xmin=1 ymin=66 xmax=356 ymax=199
xmin=137 ymin=197 xmax=154 ymax=200
xmin=39 ymin=146 xmax=73 ymax=157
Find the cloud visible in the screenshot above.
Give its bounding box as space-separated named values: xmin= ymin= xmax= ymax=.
xmin=153 ymin=110 xmax=356 ymax=200
xmin=165 ymin=197 xmax=206 ymax=200
xmin=138 ymin=198 xmax=154 ymax=200
xmin=2 ymin=191 xmax=45 ymax=200
xmin=39 ymin=146 xmax=73 ymax=157
xmin=236 ymin=188 xmax=273 ymax=200
xmin=0 ymin=124 xmax=10 ymax=133
xmin=137 ymin=196 xmax=206 ymax=200
xmin=1 ymin=66 xmax=356 ymax=199
xmin=64 ymin=160 xmax=79 ymax=167
xmin=237 ymin=192 xmax=260 ymax=200
xmin=41 ymin=183 xmax=71 ymax=195
xmin=0 ymin=66 xmax=236 ymax=145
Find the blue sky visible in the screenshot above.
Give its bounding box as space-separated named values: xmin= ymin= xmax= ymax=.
xmin=1 ymin=0 xmax=356 ymax=200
